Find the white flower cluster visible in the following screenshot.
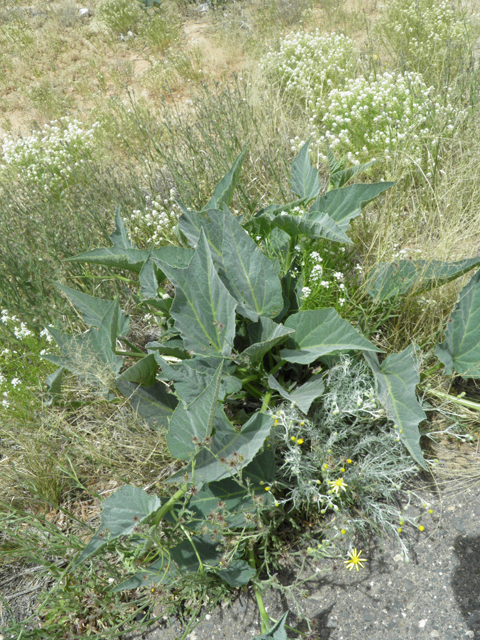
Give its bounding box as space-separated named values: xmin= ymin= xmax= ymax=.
xmin=377 ymin=0 xmax=472 ymax=75
xmin=261 ymin=30 xmax=356 ymax=105
xmin=317 ymin=71 xmax=459 ymax=165
xmin=262 ymin=31 xmax=461 ymax=166
xmin=1 ymin=117 xmax=100 ymax=191
xmin=128 ymin=189 xmax=179 ymax=246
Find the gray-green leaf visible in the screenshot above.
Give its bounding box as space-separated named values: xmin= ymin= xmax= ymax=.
xmin=308 ymin=182 xmax=394 ymax=230
xmin=56 ymin=284 xmax=129 ymax=337
xmin=157 ymin=230 xmax=237 ymax=357
xmin=366 ymin=258 xmax=480 ymax=301
xmin=221 ymin=211 xmax=284 ymax=320
xmin=252 ymin=612 xmax=289 ymax=640
xmin=202 ymin=147 xmax=248 ymax=211
xmin=75 ymin=485 xmax=161 ymax=566
xmin=364 ymin=346 xmax=427 ymax=469
xmin=117 ymin=380 xmax=177 ymax=429
xmin=167 ymin=361 xmax=224 ymax=460
xmin=280 ymin=309 xmax=381 ymax=364
xmin=167 ymin=412 xmax=273 ymax=485
xmin=268 ymin=374 xmax=324 ymax=414
xmin=436 ymin=268 xmax=480 ymax=377
xmin=290 ymin=138 xmax=321 ymax=201
xmin=242 ymin=317 xmax=295 ymax=364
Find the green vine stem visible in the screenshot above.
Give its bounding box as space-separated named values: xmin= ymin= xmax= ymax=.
xmin=249 ymin=548 xmax=271 ymax=633
xmin=425 ymin=387 xmax=480 ymax=413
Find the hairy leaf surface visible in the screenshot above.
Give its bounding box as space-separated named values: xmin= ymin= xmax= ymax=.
xmin=366 ymin=258 xmax=480 ymax=301
xmin=436 ymin=269 xmax=480 ymax=377
xmin=56 ymin=284 xmax=129 ymax=337
xmin=280 ymin=309 xmax=381 ymax=364
xmin=167 ymin=362 xmax=224 ymax=460
xmin=157 ymin=230 xmax=237 ymax=357
xmin=76 ymin=485 xmax=161 ymax=565
xmin=364 ymin=346 xmax=427 ymax=469
xmin=309 ymin=182 xmax=394 ymax=230
xmin=268 ymin=375 xmax=324 ymax=414
xmin=117 ymin=380 xmax=177 ymax=429
xmin=290 ymin=138 xmax=321 ymax=201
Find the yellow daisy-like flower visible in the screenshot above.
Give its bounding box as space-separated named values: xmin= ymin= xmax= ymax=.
xmin=327 ymin=477 xmax=348 ymax=494
xmin=297 ymin=438 xmax=304 ymax=445
xmin=347 ymin=459 xmax=352 ymax=464
xmin=418 ymin=525 xmax=425 ymax=532
xmin=344 ymin=548 xmax=365 ymax=571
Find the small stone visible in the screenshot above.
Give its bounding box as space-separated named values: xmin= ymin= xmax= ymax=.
xmin=79 ymin=7 xmax=89 ymax=16
xmin=419 ymin=619 xmax=427 ymax=628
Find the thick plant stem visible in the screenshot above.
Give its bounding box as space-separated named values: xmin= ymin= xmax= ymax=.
xmin=249 ymin=549 xmax=270 ymax=633
xmin=425 ymin=388 xmax=480 ymax=413
xmin=140 ymin=483 xmax=190 ymax=558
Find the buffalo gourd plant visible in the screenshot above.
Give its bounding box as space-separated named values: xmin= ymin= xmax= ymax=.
xmin=43 ymin=141 xmax=480 ymax=636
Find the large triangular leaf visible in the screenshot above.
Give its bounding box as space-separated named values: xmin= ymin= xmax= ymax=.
xmin=156 ymin=230 xmax=237 ymax=357
xmin=366 ymin=258 xmax=480 ymax=301
xmin=112 ymin=535 xmax=221 ymax=591
xmin=268 ymin=212 xmax=352 ymax=244
xmin=218 ymin=560 xmax=256 ymax=587
xmin=45 ymin=366 xmax=65 ymax=404
xmin=188 ymin=449 xmax=275 ymax=530
xmin=110 ymin=206 xmax=135 ymax=249
xmin=167 ymin=412 xmax=273 ymax=485
xmin=139 ymin=249 xmax=163 ymax=300
xmin=221 ymin=211 xmax=284 ymax=320
xmin=242 ymin=317 xmax=295 ymax=364
xmin=56 ymin=284 xmax=129 ymax=337
xmin=268 ymin=374 xmax=324 ymax=414
xmin=252 ymin=612 xmax=289 ymax=640
xmin=327 ymin=144 xmax=377 ymax=190
xmin=280 ymin=309 xmax=381 ymax=364
xmin=202 ymin=147 xmax=248 ymax=211
xmin=308 ymin=182 xmax=394 ymax=230
xmin=117 ymin=380 xmax=177 ymax=429
xmin=290 ymin=138 xmax=321 ymax=201
xmin=46 ymin=301 xmax=123 ymax=385
xmin=364 ymin=346 xmax=427 ymax=469
xmin=117 ymin=354 xmax=158 ymax=387
xmin=75 ymin=485 xmax=161 ymax=566
xmin=67 ymin=247 xmax=151 ymax=273
xmin=177 ymin=209 xmax=225 ymax=266
xmin=167 ymin=362 xmax=224 ymax=460
xmin=156 ymin=355 xmax=240 ymax=404
xmin=67 ymin=245 xmax=193 ymax=274
xmin=436 ymin=269 xmax=480 ymax=377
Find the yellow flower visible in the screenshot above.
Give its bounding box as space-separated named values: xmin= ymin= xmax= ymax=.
xmin=297 ymin=438 xmax=304 ymax=445
xmin=291 ymin=436 xmax=296 ymax=441
xmin=323 ymin=463 xmax=328 ymax=469
xmin=398 ymin=527 xmax=402 ymax=533
xmin=265 ymin=486 xmax=271 ymax=492
xmin=428 ymin=509 xmax=433 ymax=514
xmin=327 ymin=477 xmax=348 ymax=494
xmin=344 ymin=548 xmax=365 ymax=571
xmin=340 ymin=467 xmax=345 ymax=473
xmin=274 ymin=420 xmax=279 ymax=425
xmin=340 ymin=529 xmax=346 ymax=535
xmin=418 ymin=525 xmax=425 ymax=532
xmin=347 ymin=459 xmax=352 ymax=464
